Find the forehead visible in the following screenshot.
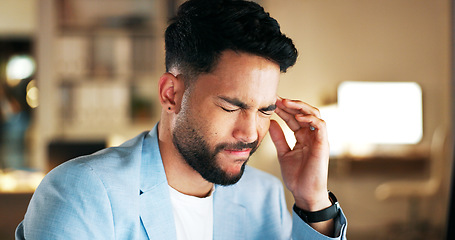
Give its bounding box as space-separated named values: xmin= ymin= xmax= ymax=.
xmin=192 ymin=51 xmax=281 ymax=105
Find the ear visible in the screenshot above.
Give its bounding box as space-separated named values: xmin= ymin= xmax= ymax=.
xmin=158 ymin=72 xmax=184 ymax=113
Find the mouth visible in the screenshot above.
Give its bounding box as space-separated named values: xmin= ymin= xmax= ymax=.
xmin=223 ymin=148 xmax=252 ymax=157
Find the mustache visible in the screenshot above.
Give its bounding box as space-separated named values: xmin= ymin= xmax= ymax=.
xmin=215 ymin=140 xmax=259 ymax=154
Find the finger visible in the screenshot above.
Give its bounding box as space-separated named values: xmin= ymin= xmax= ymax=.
xmin=275 ymin=106 xmax=301 ymax=132
xmin=294 ymin=114 xmax=328 ymax=141
xmin=276 ymin=97 xmax=300 ymax=116
xmin=268 ymin=120 xmax=291 ymax=157
xmin=275 ymin=105 xmax=324 ymax=133
xmin=277 ymin=97 xmax=321 ymax=118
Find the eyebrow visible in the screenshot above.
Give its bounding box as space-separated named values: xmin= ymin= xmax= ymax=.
xmin=218 ymin=96 xmax=276 ymax=112
xmin=260 ymin=104 xmax=277 ymax=112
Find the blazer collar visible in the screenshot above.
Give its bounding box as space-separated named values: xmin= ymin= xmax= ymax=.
xmin=140 ymin=125 xmax=167 ymax=192
xmin=139 ymin=125 xmax=176 ymax=240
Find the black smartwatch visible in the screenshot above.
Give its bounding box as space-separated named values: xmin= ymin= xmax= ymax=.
xmin=293 ymin=191 xmax=340 ymax=223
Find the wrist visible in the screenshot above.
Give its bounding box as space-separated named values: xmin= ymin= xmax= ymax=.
xmin=293 ymin=191 xmax=340 ymax=223
xmin=294 ymin=191 xmax=332 ymax=212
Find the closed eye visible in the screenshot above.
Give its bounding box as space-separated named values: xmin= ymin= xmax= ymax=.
xmin=221 ymin=107 xmax=239 ymax=113
xmin=259 ymin=110 xmax=273 ymax=116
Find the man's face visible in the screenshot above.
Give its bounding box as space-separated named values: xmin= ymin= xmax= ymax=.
xmin=172 ymin=51 xmax=280 ymax=185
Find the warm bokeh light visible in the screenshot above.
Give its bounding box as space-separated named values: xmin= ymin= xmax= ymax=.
xmin=5 ymin=54 xmax=36 ymax=87
xmin=0 ymin=170 xmax=45 ymax=193
xmin=26 ymin=79 xmax=39 ymax=108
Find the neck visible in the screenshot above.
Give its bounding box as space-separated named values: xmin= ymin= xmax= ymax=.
xmin=158 ymin=121 xmax=214 ymax=198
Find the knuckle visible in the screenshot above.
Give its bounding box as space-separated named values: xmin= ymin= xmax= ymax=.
xmin=320 ymin=119 xmax=326 ymax=125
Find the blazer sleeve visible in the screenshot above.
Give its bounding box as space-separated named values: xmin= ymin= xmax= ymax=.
xmin=16 ymin=159 xmax=115 ymax=240
xmin=290 ymin=203 xmax=348 ymax=240
xmin=271 ymin=173 xmax=347 ymax=240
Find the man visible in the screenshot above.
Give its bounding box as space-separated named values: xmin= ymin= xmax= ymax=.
xmin=16 ymin=0 xmax=347 ymax=239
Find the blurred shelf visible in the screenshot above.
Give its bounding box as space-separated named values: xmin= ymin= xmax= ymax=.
xmin=33 ymin=0 xmax=169 ymax=169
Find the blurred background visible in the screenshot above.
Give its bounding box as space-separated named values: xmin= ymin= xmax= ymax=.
xmin=0 ymin=0 xmax=454 ymax=239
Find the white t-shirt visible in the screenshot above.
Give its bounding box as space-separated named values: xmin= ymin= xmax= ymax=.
xmin=168 ymin=186 xmax=214 ymax=240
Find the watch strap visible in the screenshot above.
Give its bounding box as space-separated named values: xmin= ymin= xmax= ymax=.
xmin=293 ymin=191 xmax=340 ymax=223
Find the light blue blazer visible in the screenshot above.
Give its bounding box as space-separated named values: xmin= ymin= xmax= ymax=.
xmin=16 ymin=125 xmax=347 ymax=240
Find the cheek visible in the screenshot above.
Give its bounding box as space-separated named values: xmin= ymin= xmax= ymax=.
xmin=197 ymin=112 xmax=229 ymax=142
xmin=206 ymin=119 xmax=232 ymax=140
xmin=202 ymin=110 xmax=272 ymax=143
xmin=257 ymin=118 xmax=271 ymax=139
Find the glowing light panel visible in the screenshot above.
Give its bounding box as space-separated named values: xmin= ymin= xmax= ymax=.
xmin=337 ymin=81 xmax=423 ymax=145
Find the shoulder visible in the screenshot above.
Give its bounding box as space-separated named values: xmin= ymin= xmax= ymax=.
xmin=22 ymin=131 xmax=154 ymax=238
xmin=44 ymin=131 xmax=150 ymax=186
xmin=31 ymin=130 xmax=153 ymax=213
xmin=23 ymin=154 xmax=116 ymax=238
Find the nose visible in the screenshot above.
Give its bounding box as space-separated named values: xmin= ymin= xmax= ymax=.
xmin=232 ymin=112 xmax=259 ymax=143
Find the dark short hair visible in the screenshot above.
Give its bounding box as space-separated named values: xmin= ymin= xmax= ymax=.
xmin=165 ymin=0 xmax=298 ymax=83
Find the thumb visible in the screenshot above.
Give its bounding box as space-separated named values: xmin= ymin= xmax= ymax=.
xmin=269 ymin=120 xmax=291 ymax=157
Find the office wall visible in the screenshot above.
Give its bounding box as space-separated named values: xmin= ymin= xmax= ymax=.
xmin=265 ymin=0 xmax=451 ymax=143
xmin=261 ymin=0 xmax=452 ymax=237
xmin=0 ymin=0 xmax=37 ymax=36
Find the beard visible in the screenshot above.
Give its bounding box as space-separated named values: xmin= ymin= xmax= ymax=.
xmin=172 ymin=117 xmax=259 ymax=186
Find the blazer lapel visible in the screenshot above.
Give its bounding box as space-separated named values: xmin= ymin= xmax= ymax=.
xmin=140 ymin=184 xmax=176 ymax=240
xmin=213 ymin=187 xmax=247 ymax=240
xmin=139 ymin=126 xmax=176 ymax=240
